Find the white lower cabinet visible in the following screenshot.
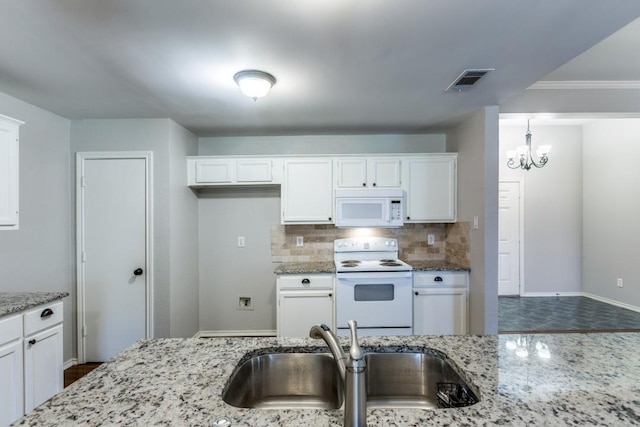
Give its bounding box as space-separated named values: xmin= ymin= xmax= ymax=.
xmin=413 ymin=272 xmax=468 ymax=335
xmin=277 ymin=274 xmax=334 ymax=338
xmin=0 ymin=315 xmax=23 ymax=427
xmin=24 ymin=323 xmax=63 ymax=413
xmin=0 ymin=301 xmax=63 ymax=426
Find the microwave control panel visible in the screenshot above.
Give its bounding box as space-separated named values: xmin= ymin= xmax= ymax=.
xmin=390 ymin=200 xmax=402 ymax=221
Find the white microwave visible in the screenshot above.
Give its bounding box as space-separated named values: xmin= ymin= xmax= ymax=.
xmin=335 ymin=188 xmax=404 ymax=228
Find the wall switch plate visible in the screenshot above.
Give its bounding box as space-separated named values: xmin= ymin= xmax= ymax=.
xmin=237 ymin=236 xmax=245 ymax=247
xmin=427 ymin=234 xmax=435 ymax=245
xmin=617 ymin=278 xmax=623 ymax=288
xmin=237 ymin=296 xmax=253 ymax=310
xmin=296 ymin=236 xmax=304 ymax=247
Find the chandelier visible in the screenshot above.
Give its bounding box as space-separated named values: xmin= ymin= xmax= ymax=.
xmin=506 ymin=120 xmax=551 ymax=171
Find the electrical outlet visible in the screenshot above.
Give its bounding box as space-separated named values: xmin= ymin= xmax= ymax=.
xmin=427 ymin=234 xmax=435 ymax=245
xmin=473 ymin=216 xmax=479 ymax=230
xmin=237 ymin=296 xmax=253 ymax=310
xmin=296 ymin=236 xmax=304 ymax=247
xmin=237 ymin=236 xmax=245 ymax=247
xmin=617 ymin=278 xmax=623 ymax=288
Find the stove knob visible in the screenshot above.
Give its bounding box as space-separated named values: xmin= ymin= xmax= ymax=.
xmin=385 ymin=241 xmax=390 ymax=246
xmin=391 ymin=241 xmax=396 ymax=246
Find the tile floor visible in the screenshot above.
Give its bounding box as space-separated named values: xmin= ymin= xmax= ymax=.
xmin=499 ymin=296 xmax=640 ymax=333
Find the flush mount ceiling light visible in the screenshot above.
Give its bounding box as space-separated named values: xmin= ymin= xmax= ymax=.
xmin=233 ymin=70 xmax=276 ymax=101
xmin=506 ymin=120 xmax=551 ymax=171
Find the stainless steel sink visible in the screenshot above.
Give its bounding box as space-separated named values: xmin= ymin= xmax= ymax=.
xmin=365 ymin=352 xmax=477 ymax=409
xmin=222 ymin=349 xmax=477 ymax=410
xmin=222 ymin=352 xmax=343 ymax=409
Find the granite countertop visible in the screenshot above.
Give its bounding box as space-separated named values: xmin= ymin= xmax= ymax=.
xmin=274 ymin=260 xmax=469 ymax=274
xmin=14 ymin=333 xmax=640 ymax=426
xmin=409 ymin=260 xmax=470 ymax=271
xmin=0 ymin=292 xmax=69 ymax=318
xmin=274 ymin=261 xmax=336 ymax=274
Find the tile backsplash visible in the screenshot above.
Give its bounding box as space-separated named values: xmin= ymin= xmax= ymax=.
xmin=271 ymin=222 xmax=470 ymax=267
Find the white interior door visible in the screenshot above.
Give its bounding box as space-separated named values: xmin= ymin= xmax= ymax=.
xmin=498 ymin=181 xmax=522 ymax=296
xmin=77 ymin=153 xmax=151 ymax=362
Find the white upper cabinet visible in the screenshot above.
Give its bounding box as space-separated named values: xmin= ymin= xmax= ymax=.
xmin=187 ymin=157 xmax=282 ymax=186
xmin=281 ymin=158 xmax=333 ymax=224
xmin=335 ymin=157 xmax=401 ymax=188
xmin=0 ymin=114 xmax=24 ymax=230
xmin=403 ymin=154 xmax=457 ymax=222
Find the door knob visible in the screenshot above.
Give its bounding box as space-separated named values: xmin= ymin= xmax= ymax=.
xmin=133 ymin=268 xmax=144 ymax=276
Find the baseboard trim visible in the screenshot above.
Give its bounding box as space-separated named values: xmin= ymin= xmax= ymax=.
xmin=519 ymin=291 xmax=583 ymax=297
xmin=63 ymin=358 xmax=78 ymax=370
xmin=584 ymin=293 xmax=640 ymax=314
xmin=194 ymin=330 xmax=277 ymax=338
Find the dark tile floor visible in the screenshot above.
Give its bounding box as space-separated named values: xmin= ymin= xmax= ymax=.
xmin=499 ymin=296 xmax=640 ymax=333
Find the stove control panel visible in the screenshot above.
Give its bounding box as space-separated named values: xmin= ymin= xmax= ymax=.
xmin=334 ymin=237 xmax=398 ymax=252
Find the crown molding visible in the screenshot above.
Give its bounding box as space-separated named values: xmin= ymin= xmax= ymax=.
xmin=528 ymin=80 xmax=640 ymax=90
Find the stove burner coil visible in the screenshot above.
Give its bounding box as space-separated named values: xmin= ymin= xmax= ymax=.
xmin=341 ymin=260 xmax=361 ymax=264
xmin=380 ymin=261 xmax=402 ymax=267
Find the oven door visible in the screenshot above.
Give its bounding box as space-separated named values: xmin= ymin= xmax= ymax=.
xmin=336 ymin=271 xmax=412 ymax=335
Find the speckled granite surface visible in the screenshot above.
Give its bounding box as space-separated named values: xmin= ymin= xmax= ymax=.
xmin=0 ymin=292 xmax=69 ymax=318
xmin=13 ymin=333 xmax=640 ymax=426
xmin=409 ymin=260 xmax=470 ymax=271
xmin=274 ymin=261 xmax=336 ymax=274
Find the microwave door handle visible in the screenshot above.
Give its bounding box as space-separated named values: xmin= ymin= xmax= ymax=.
xmin=387 ymin=202 xmax=392 ymax=223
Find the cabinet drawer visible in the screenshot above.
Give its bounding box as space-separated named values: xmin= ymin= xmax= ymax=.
xmin=0 ymin=314 xmax=22 ymax=345
xmin=413 ymin=272 xmax=467 ymax=288
xmin=277 ymin=275 xmax=334 ymax=290
xmin=23 ymin=302 xmax=63 ymax=337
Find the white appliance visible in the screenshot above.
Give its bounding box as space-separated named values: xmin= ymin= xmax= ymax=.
xmin=335 ymin=188 xmax=404 ymax=228
xmin=334 ymin=237 xmax=413 ymax=337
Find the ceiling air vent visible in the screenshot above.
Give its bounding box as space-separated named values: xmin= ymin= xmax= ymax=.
xmin=445 ymin=69 xmax=494 ymax=92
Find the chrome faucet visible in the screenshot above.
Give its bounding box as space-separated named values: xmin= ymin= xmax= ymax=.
xmin=309 ymin=321 xmax=367 ymax=427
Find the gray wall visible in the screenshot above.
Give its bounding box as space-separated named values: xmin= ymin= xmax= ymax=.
xmin=198 ymin=187 xmax=280 ymax=332
xmin=447 ymin=107 xmax=499 ymax=335
xmin=71 ymin=118 xmax=199 ymax=339
xmin=499 ymin=124 xmax=583 ymax=295
xmin=0 ymin=92 xmax=73 ymax=362
xmin=168 ymin=121 xmax=200 ymax=337
xmin=199 ymin=134 xmax=446 ymax=155
xmin=583 ymin=119 xmax=640 ymax=308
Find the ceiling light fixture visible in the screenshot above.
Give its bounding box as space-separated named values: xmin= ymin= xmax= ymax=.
xmin=506 ymin=120 xmax=551 ymax=171
xmin=233 ymin=70 xmax=276 ymax=101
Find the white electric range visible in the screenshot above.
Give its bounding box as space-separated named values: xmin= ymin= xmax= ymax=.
xmin=334 ymin=237 xmax=413 ymax=337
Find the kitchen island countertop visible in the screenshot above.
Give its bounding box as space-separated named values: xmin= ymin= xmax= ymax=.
xmin=0 ymin=292 xmax=69 ymax=318
xmin=13 ymin=332 xmax=640 ymax=426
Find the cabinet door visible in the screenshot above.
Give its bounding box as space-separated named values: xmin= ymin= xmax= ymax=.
xmin=0 ymin=115 xmax=22 ymax=230
xmin=335 ymin=158 xmax=367 ymax=188
xmin=24 ymin=324 xmax=63 ymax=413
xmin=369 ymin=158 xmax=401 ymax=188
xmin=236 ymin=159 xmax=273 ymax=183
xmin=413 ymin=289 xmax=467 ymax=335
xmin=278 ymin=290 xmax=334 ymax=338
xmin=405 ymin=156 xmax=456 ymax=222
xmin=0 ymin=340 xmax=24 ymax=425
xmin=195 ymin=159 xmax=235 ymax=183
xmin=282 ymin=158 xmax=333 ymax=223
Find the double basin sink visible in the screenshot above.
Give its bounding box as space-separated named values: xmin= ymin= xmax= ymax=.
xmin=222 ymin=347 xmax=478 ymax=410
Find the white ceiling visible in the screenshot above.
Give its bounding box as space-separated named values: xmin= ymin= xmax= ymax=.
xmin=1 ymin=1 xmax=639 ymax=136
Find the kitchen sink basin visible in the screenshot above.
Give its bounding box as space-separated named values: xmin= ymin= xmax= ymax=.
xmin=222 ymin=352 xmax=343 ymax=409
xmin=365 ymin=352 xmax=478 ymax=409
xmin=222 ymin=349 xmax=477 ymax=410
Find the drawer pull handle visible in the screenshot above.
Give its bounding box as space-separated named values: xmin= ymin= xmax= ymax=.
xmin=328 ymin=293 xmax=332 ymax=297
xmin=434 ymin=276 xmax=443 ymax=282
xmin=301 ymin=278 xmax=311 ymax=284
xmin=40 ymin=308 xmax=54 ymax=318
xmin=28 ymin=339 xmax=36 ymax=346
xmin=415 ymin=291 xmax=419 ymax=296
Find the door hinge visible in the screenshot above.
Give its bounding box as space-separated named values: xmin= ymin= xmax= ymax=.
xmin=81 ymin=251 xmax=86 ymax=262
xmin=81 ymin=176 xmax=86 ymax=188
xmin=82 ymin=325 xmax=87 ymax=337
